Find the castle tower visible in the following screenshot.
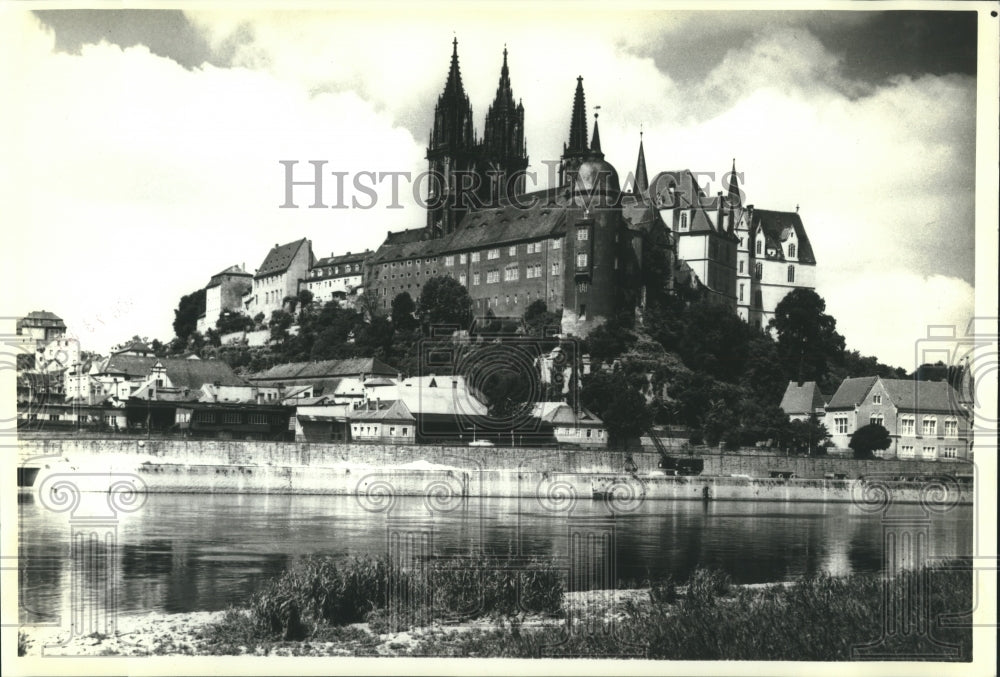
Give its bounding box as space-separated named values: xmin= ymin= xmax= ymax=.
xmin=634 ymin=131 xmax=649 ymax=196
xmin=479 ymin=47 xmax=528 ymax=205
xmin=426 ymin=38 xmax=478 ymax=237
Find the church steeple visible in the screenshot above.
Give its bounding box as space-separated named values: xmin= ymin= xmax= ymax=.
xmin=590 ymin=111 xmax=603 ymax=157
xmin=560 ymin=76 xmax=591 ymax=185
xmin=427 ymin=38 xmax=477 ymax=236
xmin=727 ymin=158 xmax=741 ymax=208
xmin=634 ymin=129 xmax=649 ymax=196
xmin=481 ymin=45 xmax=528 ymax=204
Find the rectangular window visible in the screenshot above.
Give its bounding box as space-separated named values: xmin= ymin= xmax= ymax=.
xmin=577 ymin=281 xmax=589 ymax=293
xmin=739 ymin=284 xmax=744 ymax=302
xmin=944 ymin=419 xmax=958 ymax=437
xmin=739 ymin=260 xmax=744 ymax=273
xmin=899 ymin=445 xmax=915 ymax=459
xmin=459 ymin=272 xmax=467 ymax=285
xmin=196 ymin=412 xmax=215 ymax=423
xmin=922 ymin=446 xmax=936 ymax=458
xmin=487 ymin=249 xmax=500 ymax=260
xmin=526 ymin=242 xmax=535 ymax=254
xmin=922 ymin=418 xmax=937 ymax=437
xmin=870 ymin=415 xmax=884 ymax=427
xmin=579 ymin=304 xmax=587 ymax=317
xmin=471 ymin=252 xmax=480 ymax=263
xmin=576 ymin=253 xmax=588 ymax=268
xmin=249 ymin=413 xmax=267 ymax=425
xmin=942 ymin=447 xmax=957 ymax=458
xmin=872 ymin=394 xmax=881 ymax=405
xmin=504 ymin=265 xmax=519 ymax=281
xmin=472 ymin=271 xmax=481 ymax=285
xmin=223 ymin=412 xmax=240 ymax=424
xmin=459 ymin=253 xmax=467 ymax=264
xmin=834 ymin=416 xmax=849 ymax=435
xmin=900 ymin=416 xmax=915 ymax=436
xmin=444 ymin=255 xmax=454 ymax=266
xmin=487 ymin=270 xmax=500 ymax=284
xmin=577 ymin=228 xmax=589 ymax=241
xmin=551 ymin=262 xmax=560 ymax=275
xmin=390 ymin=426 xmax=396 ymax=436
xmin=508 ymin=245 xmax=517 ymax=256
xmin=402 ymin=427 xmax=408 ymax=436
xmin=552 ymin=238 xmax=561 ymax=250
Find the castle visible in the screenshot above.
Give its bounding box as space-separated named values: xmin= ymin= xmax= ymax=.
xmin=221 ymin=40 xmax=817 ymax=336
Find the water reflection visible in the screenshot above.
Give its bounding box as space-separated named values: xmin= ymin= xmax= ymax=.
xmin=19 ymin=491 xmax=973 ymax=622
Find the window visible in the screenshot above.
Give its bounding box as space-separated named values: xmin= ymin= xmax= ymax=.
xmin=754 ymin=262 xmax=763 ymax=280
xmin=614 ymin=257 xmax=619 ymax=270
xmin=196 ymin=412 xmax=215 ymax=423
xmin=504 ymin=265 xmax=519 ymax=281
xmin=756 ymin=240 xmax=762 ymax=255
xmin=739 ymin=284 xmax=744 ymax=302
xmin=471 ymin=252 xmax=481 ymax=263
xmin=402 ymin=427 xmax=408 ymax=436
xmin=788 ymin=244 xmax=796 ymax=257
xmin=509 ymin=245 xmax=517 ymax=256
xmin=834 ymin=416 xmax=849 ymax=434
xmin=407 ymin=260 xmax=412 ymax=267
xmin=579 ymin=304 xmax=587 ymax=316
xmin=922 ymin=417 xmax=937 ymax=437
xmin=551 ymin=262 xmax=560 ymax=275
xmin=787 ymin=265 xmax=795 ymax=283
xmin=223 ymin=412 xmax=240 ymax=424
xmin=486 ymin=270 xmax=500 ymax=284
xmin=577 ymin=253 xmax=588 ymax=268
xmin=680 ymin=213 xmax=688 ymax=229
xmin=922 ymin=446 xmax=936 ymax=459
xmin=944 ymin=418 xmax=958 ymax=437
xmin=472 ymin=271 xmax=481 ymax=285
xmin=870 ymin=415 xmax=884 ymax=427
xmin=577 ymin=281 xmax=589 ymax=293
xmin=900 ymin=416 xmax=915 ymax=436
xmin=753 ymin=290 xmax=762 ymax=309
xmin=459 ymin=272 xmax=467 ymax=285
xmin=505 ymin=295 xmax=510 ymax=305
xmin=552 ymin=239 xmax=562 ymax=250
xmin=390 ymin=426 xmax=396 ymax=436
xmin=444 ymin=255 xmax=454 ymax=266
xmin=739 ymin=260 xmax=744 ymax=273
xmin=577 ymin=228 xmax=589 ymax=241
xmin=49 ymin=414 xmax=59 ymax=421
xmin=249 ymin=413 xmax=268 ymax=425
xmin=487 ymin=248 xmax=499 ymax=260
xmin=942 ymin=447 xmax=957 ymax=459
xmin=899 ymin=445 xmax=915 ymax=459
xmin=459 ymin=253 xmax=467 ymax=264
xmin=526 ymin=242 xmax=536 ymax=254
xmin=872 ymin=394 xmax=882 ymax=405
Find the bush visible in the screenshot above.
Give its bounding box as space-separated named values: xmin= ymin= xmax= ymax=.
xmin=648 ymin=577 xmax=678 ymax=605
xmin=683 ymin=567 xmax=731 ymax=607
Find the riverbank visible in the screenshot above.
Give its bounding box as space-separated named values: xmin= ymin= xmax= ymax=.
xmin=18 ymin=561 xmax=973 ymax=660
xmin=18 ymin=438 xmax=973 ymax=504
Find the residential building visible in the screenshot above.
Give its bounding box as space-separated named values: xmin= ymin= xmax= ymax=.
xmin=306 ymin=250 xmax=369 ymax=305
xmin=243 ymin=238 xmax=314 ymax=320
xmin=823 ymin=376 xmax=971 ymax=460
xmin=779 ymin=381 xmax=827 ymax=421
xmin=246 ymin=357 xmax=397 ymax=399
xmin=531 ymin=402 xmax=605 ymax=446
xmin=349 ymin=399 xmax=417 ymax=444
xmin=197 ymin=264 xmax=253 ymax=334
xmin=16 ymin=310 xmax=67 ymax=350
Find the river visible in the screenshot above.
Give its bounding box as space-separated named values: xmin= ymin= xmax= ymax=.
xmin=18 ymin=491 xmax=972 ymax=623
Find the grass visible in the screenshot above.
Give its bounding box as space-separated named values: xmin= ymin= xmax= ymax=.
xmin=199 ymin=557 xmax=972 ymax=661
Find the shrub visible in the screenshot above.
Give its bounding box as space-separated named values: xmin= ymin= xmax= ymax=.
xmin=648 ymin=577 xmax=678 ymax=605
xmin=683 ymin=567 xmax=731 ymax=607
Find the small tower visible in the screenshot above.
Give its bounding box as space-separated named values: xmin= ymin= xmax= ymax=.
xmin=634 ymin=129 xmax=649 ymax=196
xmin=559 ymin=77 xmax=590 ymax=186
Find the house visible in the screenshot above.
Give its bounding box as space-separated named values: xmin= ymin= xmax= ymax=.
xmin=35 ymin=336 xmax=81 ymax=373
xmin=779 ymin=381 xmax=827 ymax=421
xmin=243 ymin=238 xmax=314 ymax=320
xmin=305 ymin=250 xmax=369 ymax=305
xmin=349 ymin=399 xmax=416 ymax=444
xmin=246 ymin=358 xmax=397 ymax=398
xmin=823 ymin=376 xmax=971 ymax=460
xmin=531 ymin=402 xmax=605 ymax=447
xmin=16 ymin=310 xmax=67 ymax=351
xmin=291 ymin=396 xmax=351 ymax=442
xmin=196 ymin=264 xmax=253 ymax=334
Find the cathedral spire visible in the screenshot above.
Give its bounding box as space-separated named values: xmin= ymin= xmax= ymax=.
xmin=566 ymin=76 xmax=589 ymax=155
xmin=634 ymin=129 xmax=649 ymax=195
xmin=481 ymin=45 xmax=528 ymax=203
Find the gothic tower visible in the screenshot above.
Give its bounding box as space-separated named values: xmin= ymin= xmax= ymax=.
xmin=479 ymin=47 xmax=528 ymax=205
xmin=559 ymin=76 xmax=590 ymax=186
xmin=426 ymin=38 xmax=478 ymax=237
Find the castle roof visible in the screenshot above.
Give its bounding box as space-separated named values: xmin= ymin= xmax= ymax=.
xmin=255 ymin=239 xmax=310 ymax=279
xmin=749 ymin=209 xmax=816 ymax=264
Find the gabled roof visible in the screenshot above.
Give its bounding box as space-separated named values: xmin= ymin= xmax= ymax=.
xmin=779 ymin=381 xmax=826 ymax=415
xmin=350 ymin=399 xmax=415 ymax=422
xmin=879 ymin=378 xmax=963 ymax=413
xmin=749 ymin=209 xmax=816 ymax=264
xmin=532 ymin=402 xmax=603 ymax=426
xmin=160 ymin=359 xmax=249 ymax=389
xmin=113 ymin=340 xmax=153 ymax=355
xmin=313 ymin=250 xmax=370 ymax=269
xmin=825 ymin=376 xmax=878 ymax=410
xmin=255 ymin=239 xmax=310 ymax=279
xmin=206 ymin=264 xmax=252 ymax=289
xmin=98 ymin=354 xmax=159 ymax=378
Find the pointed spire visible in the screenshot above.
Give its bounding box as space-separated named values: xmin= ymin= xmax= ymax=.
xmin=566 ymin=76 xmax=589 ymax=155
xmin=442 ymin=36 xmax=465 ymax=100
xmin=590 ymin=110 xmax=603 ymax=156
xmin=727 ymin=158 xmax=741 ymax=208
xmin=634 ymin=129 xmax=649 ymax=195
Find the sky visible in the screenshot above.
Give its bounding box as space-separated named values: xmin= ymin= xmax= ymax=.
xmin=0 ymin=6 xmax=988 ymax=371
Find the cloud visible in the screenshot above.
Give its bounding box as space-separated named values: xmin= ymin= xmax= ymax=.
xmin=1 ymin=10 xmax=977 ymax=370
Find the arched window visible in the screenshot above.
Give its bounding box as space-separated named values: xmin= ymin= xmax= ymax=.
xmin=755 ymin=239 xmax=762 ymax=255
xmin=787 ymin=265 xmax=795 ymax=283
xmin=788 ymin=243 xmax=796 ymax=258
xmin=754 ymin=262 xmax=763 ymax=280
xmin=680 ymin=213 xmax=688 ymax=229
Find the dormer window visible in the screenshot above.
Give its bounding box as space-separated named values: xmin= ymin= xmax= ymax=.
xmin=756 ymin=240 xmax=762 ymax=255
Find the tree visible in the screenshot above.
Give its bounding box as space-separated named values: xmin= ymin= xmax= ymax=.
xmin=581 ymin=371 xmax=652 ymax=449
xmin=297 ymin=289 xmax=314 ymax=308
xmin=391 ymin=292 xmax=418 ymax=332
xmin=523 ymin=300 xmax=562 ymax=340
xmin=417 ymin=276 xmax=473 ymax=330
xmin=769 ymin=289 xmax=845 ymax=387
xmin=849 ymin=423 xmax=891 ymax=460
xmin=216 ymin=311 xmax=255 ymax=334
xmin=172 ymin=289 xmax=206 ymax=343
xmin=461 ymin=343 xmax=537 ymax=418
xmin=269 ymin=310 xmax=294 ymax=344
xmin=585 ymin=318 xmax=636 ymax=364
xmin=788 ymin=416 xmax=831 ymax=455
